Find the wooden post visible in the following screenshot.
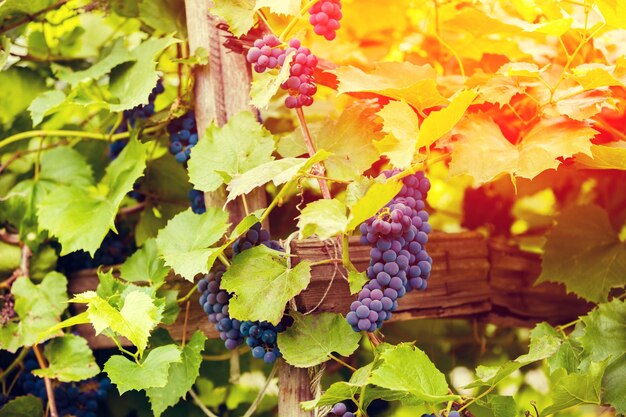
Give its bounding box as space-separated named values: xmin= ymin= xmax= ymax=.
xmin=183 ymin=2 xmax=312 ymax=416
xmin=279 ymin=363 xmax=314 ymax=417
xmin=184 ymin=0 xmax=266 ymax=225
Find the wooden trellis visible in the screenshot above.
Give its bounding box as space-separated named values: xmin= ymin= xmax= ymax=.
xmin=67 ymin=3 xmax=592 ymax=416
xmin=68 ymin=233 xmax=590 ymax=349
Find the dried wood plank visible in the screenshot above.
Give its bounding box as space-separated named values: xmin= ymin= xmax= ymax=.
xmin=487 ymin=238 xmax=592 ymax=325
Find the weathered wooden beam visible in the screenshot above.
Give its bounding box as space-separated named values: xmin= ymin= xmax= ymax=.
xmin=67 ymin=232 xmax=591 ymax=348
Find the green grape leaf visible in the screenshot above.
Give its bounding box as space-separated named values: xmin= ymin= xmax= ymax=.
xmin=229 ymin=209 xmax=264 ymax=240
xmin=466 ymin=323 xmax=562 ymax=388
xmin=96 ymin=269 xmax=128 ymax=304
xmin=155 ymin=207 xmax=230 ymax=281
xmin=278 ymin=102 xmax=381 ymax=181
xmin=146 ymin=331 xmax=207 ymax=417
xmin=188 ymin=111 xmax=275 ymax=192
xmin=602 ymin=353 xmax=626 ymax=414
xmin=579 ymin=299 xmax=626 ymax=362
xmin=278 ymin=312 xmax=361 ymax=368
xmin=109 ymin=35 xmax=177 ymax=111
xmin=38 ymin=138 xmax=148 ymax=255
xmin=536 ymin=323 xmax=582 ymax=374
xmin=58 ymin=38 xmax=136 ymax=86
xmin=0 ymin=272 xmax=67 ymax=352
xmin=537 ymin=205 xmax=626 ymax=303
xmin=210 ymin=0 xmax=256 ymax=37
xmin=0 ymin=68 xmax=45 ymax=126
xmin=120 ymin=238 xmax=170 ymax=285
xmin=369 ymin=343 xmax=459 ymax=404
xmin=297 ymin=199 xmax=348 ymax=239
xmin=104 ymin=345 xmax=182 ymax=394
xmin=346 ymin=179 xmax=403 ymax=231
xmin=32 ymin=334 xmax=99 ymax=382
xmin=71 ymin=289 xmax=161 ymax=355
xmin=0 ymin=396 xmax=43 ymax=417
xmin=250 ymin=51 xmax=294 ymax=109
xmin=226 ymin=151 xmax=331 ymax=203
xmin=221 ymin=245 xmax=311 ymax=325
xmin=302 ymin=365 xmax=372 ymax=410
xmin=542 ymin=361 xmax=607 ymax=415
xmin=348 ymin=270 xmax=368 ymax=295
xmin=40 ymin=147 xmax=95 ymax=187
xmin=28 ymin=90 xmax=66 ymax=126
xmin=477 ymin=395 xmax=517 ymax=417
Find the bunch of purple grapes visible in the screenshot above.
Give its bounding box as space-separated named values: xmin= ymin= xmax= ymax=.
xmin=240 ymin=320 xmax=284 ymax=364
xmin=108 ymin=80 xmax=164 ymax=160
xmin=57 ymin=227 xmax=136 ymax=273
xmin=123 ymin=79 xmax=164 ymax=126
xmin=198 ymin=267 xmax=244 ymax=350
xmin=328 ymin=403 xmax=354 ymax=417
xmin=168 ymin=112 xmax=198 ymax=164
xmin=246 ymin=35 xmax=318 ymax=109
xmin=346 ymin=171 xmax=432 ymax=332
xmin=281 ymin=39 xmax=318 ymax=109
xmin=189 ymin=189 xmax=206 ymax=214
xmin=309 ymin=0 xmax=342 ymax=40
xmin=12 ymin=354 xmax=111 ymax=417
xmin=197 ymin=223 xmax=287 ymax=362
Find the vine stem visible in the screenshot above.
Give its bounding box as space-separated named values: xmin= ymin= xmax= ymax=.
xmin=278 ymin=0 xmax=318 ymax=41
xmin=0 ymin=123 xmax=167 ymax=151
xmin=458 ymin=385 xmax=496 ymax=412
xmin=182 ymin=301 xmax=191 ymax=348
xmin=241 ymin=361 xmax=279 ymax=417
xmin=295 ymin=108 xmax=331 ymax=200
xmin=0 ymin=347 xmax=30 ymax=382
xmin=177 ymin=283 xmax=199 ymax=304
xmin=328 ymin=354 xmax=357 ymax=372
xmin=33 ymin=344 xmax=58 ymax=417
xmin=188 ymin=388 xmax=220 ymax=417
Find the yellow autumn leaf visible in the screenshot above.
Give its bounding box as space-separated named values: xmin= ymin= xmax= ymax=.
xmin=374 ymin=100 xmax=420 ymax=168
xmin=329 ymin=62 xmax=447 ymax=110
xmin=575 ymin=144 xmax=626 ymax=170
xmin=570 ymin=64 xmax=624 ymax=90
xmin=417 ymin=89 xmax=477 ymax=148
xmin=450 ymin=113 xmax=597 ymax=182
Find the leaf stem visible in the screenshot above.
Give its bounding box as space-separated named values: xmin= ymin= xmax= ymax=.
xmin=0 ymin=347 xmax=30 ymax=382
xmin=177 ymin=283 xmax=200 ymax=304
xmin=218 ymin=252 xmax=231 ymax=268
xmin=328 ymin=353 xmax=357 ymax=372
xmin=33 ymin=344 xmax=58 ymax=417
xmin=458 ymin=386 xmax=496 ymax=412
xmin=182 ymin=301 xmax=191 ymax=348
xmin=295 ymin=107 xmax=332 ymax=199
